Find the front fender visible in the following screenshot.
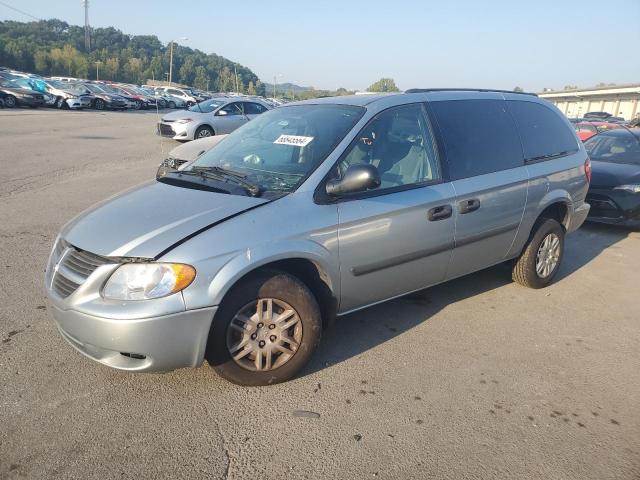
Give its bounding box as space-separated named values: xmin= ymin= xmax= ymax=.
xmin=206 ymin=240 xmax=339 ymax=307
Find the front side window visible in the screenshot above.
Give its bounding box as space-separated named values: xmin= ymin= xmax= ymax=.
xmin=218 ymin=102 xmax=243 ymax=116
xmin=584 ymin=132 xmax=640 ymax=165
xmin=431 ymin=99 xmax=523 ymax=180
xmin=338 ymin=104 xmax=441 ymax=189
xmin=508 ymin=100 xmax=579 ymax=161
xmin=186 ymin=104 xmax=365 ymax=194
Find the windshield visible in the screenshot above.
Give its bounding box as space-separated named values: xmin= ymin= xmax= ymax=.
xmin=84 ymin=83 xmax=106 ymax=94
xmin=188 ymin=99 xmax=225 ymax=113
xmin=186 ymin=104 xmax=365 ymax=194
xmin=585 ymin=132 xmax=640 ymax=165
xmin=47 ymin=80 xmax=68 ymax=89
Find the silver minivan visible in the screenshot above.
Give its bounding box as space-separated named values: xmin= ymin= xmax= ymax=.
xmin=45 ymin=90 xmax=591 ymax=385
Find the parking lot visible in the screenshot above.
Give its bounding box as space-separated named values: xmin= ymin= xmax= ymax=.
xmin=1 ymin=108 xmax=639 ymax=479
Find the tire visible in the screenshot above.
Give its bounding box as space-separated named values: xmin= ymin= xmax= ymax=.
xmin=4 ymin=95 xmax=17 ymax=108
xmin=206 ymin=271 xmax=322 ymax=386
xmin=195 ymin=125 xmax=214 ymax=139
xmin=134 ymin=101 xmax=142 ymax=110
xmin=168 ymin=101 xmax=176 ymax=109
xmin=512 ymin=218 xmax=565 ymax=289
xmin=55 ymin=97 xmax=67 ymax=109
xmin=94 ymin=98 xmax=105 ymax=110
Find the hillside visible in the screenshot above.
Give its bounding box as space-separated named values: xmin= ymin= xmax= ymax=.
xmin=263 ymin=82 xmax=312 ymax=94
xmin=0 ymin=19 xmax=264 ymax=94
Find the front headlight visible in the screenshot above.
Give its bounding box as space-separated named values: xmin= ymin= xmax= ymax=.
xmin=175 ymin=118 xmax=193 ymax=124
xmin=613 ymin=184 xmax=640 ymax=194
xmin=102 ymin=263 xmax=196 ymax=300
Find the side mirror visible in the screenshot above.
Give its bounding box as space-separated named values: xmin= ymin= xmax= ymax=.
xmin=216 ymin=109 xmax=228 ymax=116
xmin=326 ymin=164 xmax=381 ymax=196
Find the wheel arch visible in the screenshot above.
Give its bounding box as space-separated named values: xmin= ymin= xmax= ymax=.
xmin=208 ymin=248 xmax=338 ymax=329
xmin=195 ymin=124 xmax=215 ymax=136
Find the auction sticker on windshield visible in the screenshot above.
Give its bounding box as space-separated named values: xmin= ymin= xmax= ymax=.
xmin=273 ymin=135 xmax=314 ymax=147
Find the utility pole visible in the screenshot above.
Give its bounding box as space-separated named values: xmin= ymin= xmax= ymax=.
xmin=168 ymin=37 xmax=188 ymax=86
xmin=234 ymin=64 xmax=239 ymax=94
xmin=83 ymin=0 xmax=91 ymax=51
xmin=95 ymin=61 xmax=101 ymax=81
xmin=273 ymin=75 xmax=276 ymax=98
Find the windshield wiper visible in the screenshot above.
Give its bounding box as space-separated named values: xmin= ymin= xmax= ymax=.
xmin=189 ymin=166 xmax=261 ymax=196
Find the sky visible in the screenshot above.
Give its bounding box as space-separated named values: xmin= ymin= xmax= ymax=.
xmin=1 ymin=0 xmax=639 ymax=92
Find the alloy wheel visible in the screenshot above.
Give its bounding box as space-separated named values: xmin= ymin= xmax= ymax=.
xmin=536 ymin=233 xmax=561 ymax=278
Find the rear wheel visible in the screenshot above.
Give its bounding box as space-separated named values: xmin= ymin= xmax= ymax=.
xmin=195 ymin=125 xmax=214 ymax=139
xmin=512 ymin=218 xmax=565 ymax=289
xmin=168 ymin=101 xmax=176 ymax=109
xmin=94 ymin=98 xmax=105 ymax=110
xmin=206 ymin=271 xmax=322 ymax=386
xmin=134 ymin=100 xmax=142 ymax=110
xmin=4 ymin=95 xmax=17 ymax=108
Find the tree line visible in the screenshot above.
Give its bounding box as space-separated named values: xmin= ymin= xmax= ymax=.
xmin=0 ymin=19 xmax=264 ymax=94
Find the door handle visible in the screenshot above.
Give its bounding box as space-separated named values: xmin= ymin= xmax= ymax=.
xmin=458 ymin=198 xmax=481 ymax=214
xmin=427 ymin=204 xmax=453 ymax=221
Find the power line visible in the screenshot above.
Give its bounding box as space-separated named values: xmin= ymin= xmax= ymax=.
xmin=0 ymin=0 xmax=40 ymax=21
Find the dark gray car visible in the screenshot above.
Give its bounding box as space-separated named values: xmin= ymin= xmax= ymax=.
xmin=45 ymin=89 xmax=590 ymax=385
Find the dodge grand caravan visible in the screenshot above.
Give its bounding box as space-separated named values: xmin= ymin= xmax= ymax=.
xmin=45 ymin=89 xmax=591 ymax=385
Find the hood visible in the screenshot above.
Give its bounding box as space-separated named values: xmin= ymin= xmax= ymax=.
xmin=168 ymin=135 xmax=228 ymax=162
xmin=591 ymin=160 xmax=640 ymax=187
xmin=62 ymin=180 xmax=268 ymax=258
xmin=162 ymin=109 xmax=205 ymax=122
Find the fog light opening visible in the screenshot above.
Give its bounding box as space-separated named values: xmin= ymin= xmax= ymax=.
xmin=120 ymin=352 xmax=147 ymax=360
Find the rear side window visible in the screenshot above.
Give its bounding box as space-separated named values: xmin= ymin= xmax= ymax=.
xmin=508 ymin=101 xmax=578 ymax=161
xmin=430 ymin=99 xmax=523 ymax=180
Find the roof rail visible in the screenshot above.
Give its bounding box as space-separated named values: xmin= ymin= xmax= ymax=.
xmin=405 ymin=88 xmax=538 ymax=97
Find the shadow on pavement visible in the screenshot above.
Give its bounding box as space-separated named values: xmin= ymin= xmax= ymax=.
xmin=304 ymin=222 xmax=631 ymax=376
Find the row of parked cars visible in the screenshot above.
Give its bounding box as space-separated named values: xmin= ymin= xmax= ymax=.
xmin=0 ymin=67 xmax=285 ymax=113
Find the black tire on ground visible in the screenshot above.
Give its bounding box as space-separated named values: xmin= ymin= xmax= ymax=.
xmin=206 ymin=271 xmax=322 ymax=386
xmin=134 ymin=101 xmax=142 ymax=110
xmin=512 ymin=218 xmax=565 ymax=289
xmin=4 ymin=95 xmax=17 ymax=108
xmin=55 ymin=97 xmax=67 ymax=109
xmin=94 ymin=98 xmax=105 ymax=110
xmin=168 ymin=101 xmax=176 ymax=109
xmin=194 ymin=125 xmax=214 ymax=139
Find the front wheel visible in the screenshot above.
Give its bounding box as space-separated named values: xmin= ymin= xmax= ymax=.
xmin=94 ymin=98 xmax=105 ymax=110
xmin=512 ymin=218 xmax=565 ymax=289
xmin=195 ymin=125 xmax=214 ymax=139
xmin=168 ymin=101 xmax=176 ymax=109
xmin=4 ymin=95 xmax=17 ymax=108
xmin=206 ymin=271 xmax=322 ymax=386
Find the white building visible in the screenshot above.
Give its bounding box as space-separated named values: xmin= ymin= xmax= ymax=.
xmin=539 ymin=84 xmax=640 ymax=120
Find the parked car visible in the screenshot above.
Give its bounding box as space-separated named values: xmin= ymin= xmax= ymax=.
xmin=584 ymin=128 xmax=640 ymax=227
xmin=0 ymin=79 xmax=45 ymax=108
xmin=111 ymin=85 xmax=153 ymax=110
xmin=45 ymin=90 xmax=591 ymax=385
xmin=77 ymin=83 xmax=128 ymax=110
xmin=97 ymin=83 xmax=137 ymax=109
xmin=162 ymin=134 xmax=228 ymax=168
xmin=153 ymin=89 xmax=186 ymax=109
xmin=159 ymin=86 xmax=199 ymax=107
xmin=43 ymin=79 xmax=93 ymax=109
xmin=584 ymin=111 xmax=612 ymax=120
xmin=574 ymin=121 xmax=621 ymax=141
xmin=157 ymin=98 xmax=271 ymax=140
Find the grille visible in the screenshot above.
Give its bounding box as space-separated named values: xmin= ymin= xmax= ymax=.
xmin=158 ymin=123 xmax=175 ymax=136
xmin=50 ymin=239 xmax=114 ymax=298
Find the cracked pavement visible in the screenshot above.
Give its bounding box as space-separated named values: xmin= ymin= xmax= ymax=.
xmin=1 ymin=109 xmax=639 ymax=479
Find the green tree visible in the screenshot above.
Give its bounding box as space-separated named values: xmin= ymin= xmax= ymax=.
xmin=366 ymin=78 xmax=399 ymax=92
xmin=193 ymin=66 xmax=208 ymax=90
xmin=513 ymin=86 xmax=524 ymax=92
xmin=247 ymin=81 xmax=256 ymax=95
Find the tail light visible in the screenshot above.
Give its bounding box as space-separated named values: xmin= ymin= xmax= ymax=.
xmin=584 ymin=157 xmax=592 ymax=184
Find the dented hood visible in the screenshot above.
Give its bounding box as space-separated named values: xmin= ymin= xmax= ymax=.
xmin=62 ymin=180 xmax=267 ymax=258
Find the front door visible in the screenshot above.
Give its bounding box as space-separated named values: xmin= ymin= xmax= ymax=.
xmin=214 ymin=102 xmax=247 ymax=134
xmin=335 ymin=104 xmax=456 ymax=312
